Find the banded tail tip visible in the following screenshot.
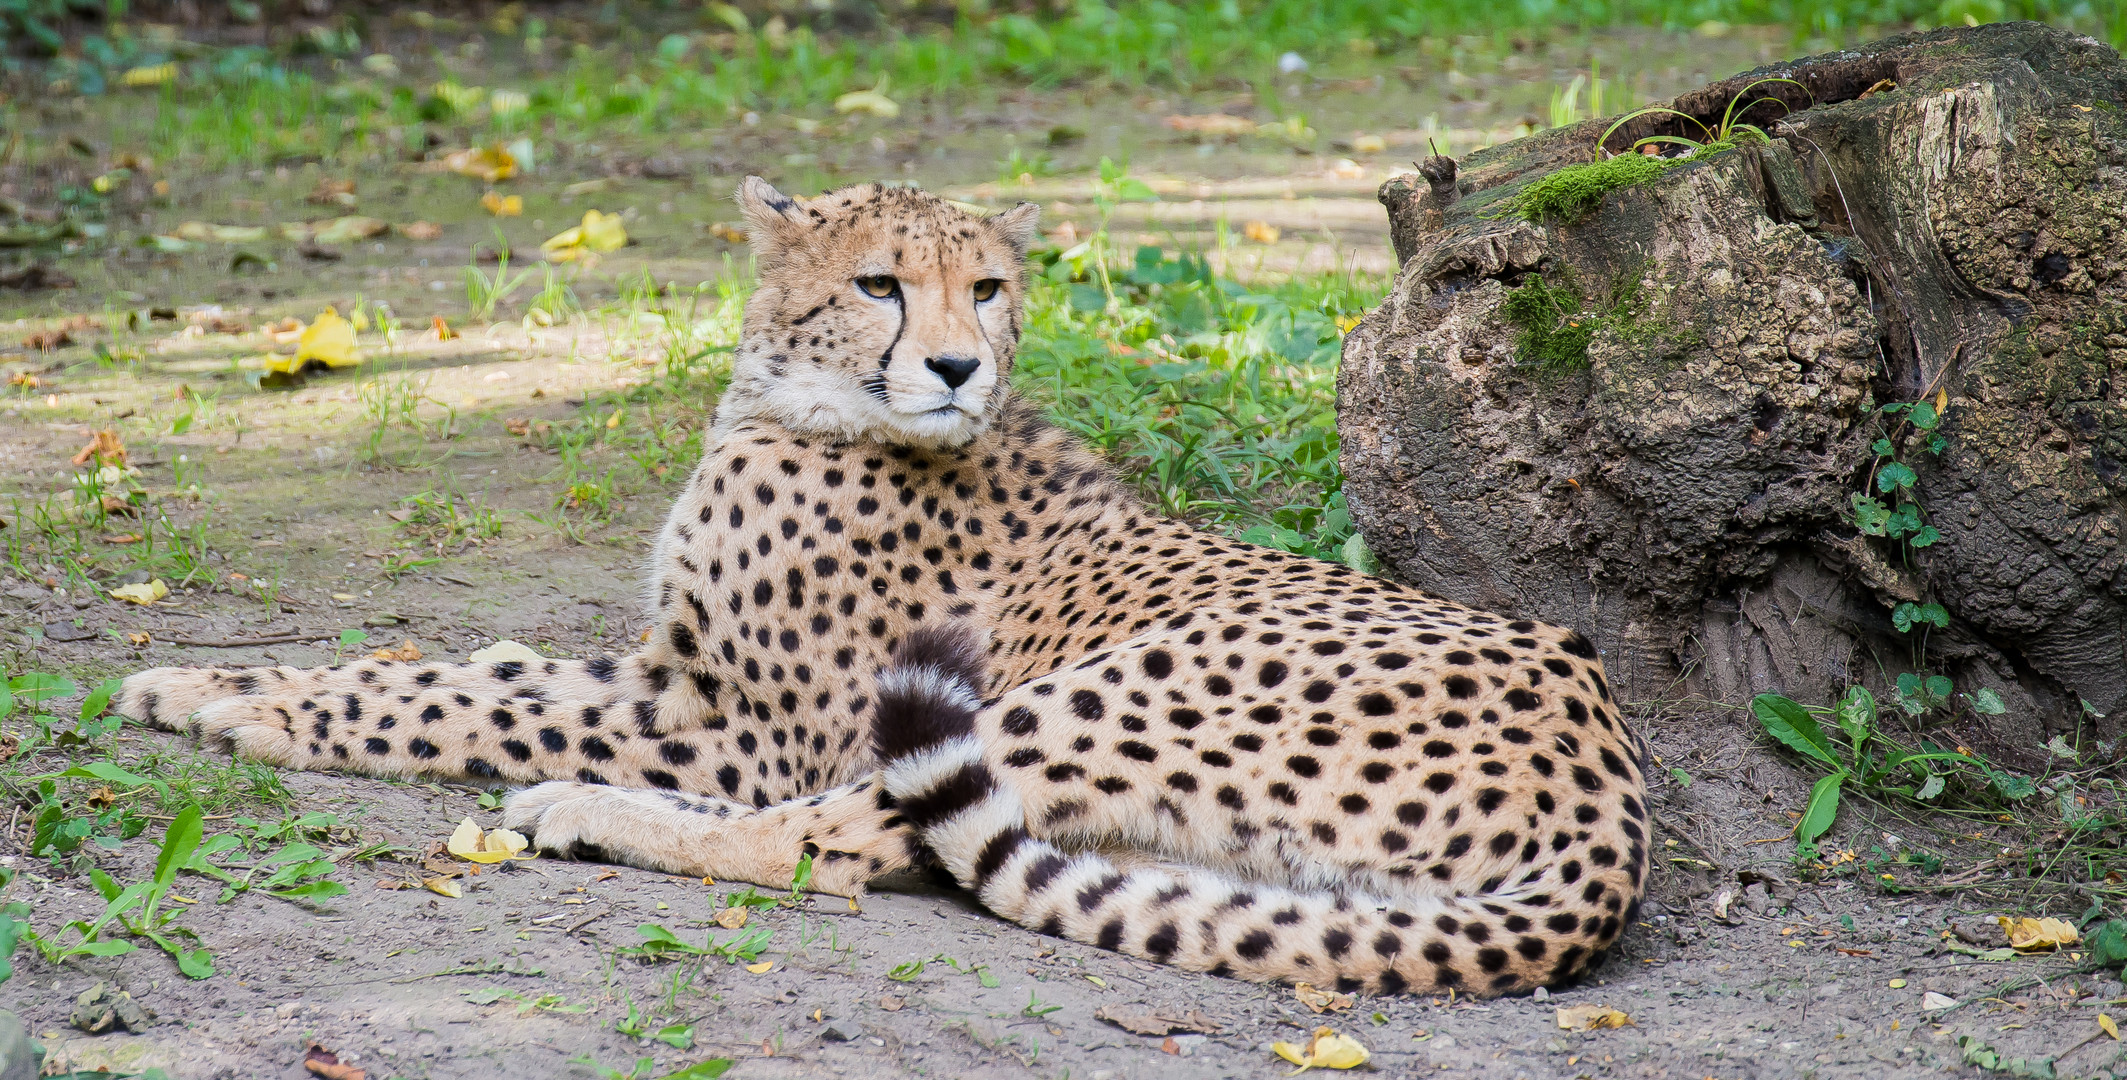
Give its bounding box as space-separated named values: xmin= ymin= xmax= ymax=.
xmin=872 ymin=623 xmax=990 ymax=761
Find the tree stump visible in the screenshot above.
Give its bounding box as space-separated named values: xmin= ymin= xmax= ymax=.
xmin=1339 ymin=22 xmax=2127 ymax=746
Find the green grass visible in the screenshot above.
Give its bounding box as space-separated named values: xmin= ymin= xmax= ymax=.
xmin=16 ymin=0 xmax=2115 ymax=170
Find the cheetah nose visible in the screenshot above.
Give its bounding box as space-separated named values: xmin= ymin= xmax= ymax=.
xmin=925 ymin=355 xmax=981 ymax=390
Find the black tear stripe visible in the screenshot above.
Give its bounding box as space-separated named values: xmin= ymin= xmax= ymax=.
xmin=868 ymin=288 xmax=906 ymax=402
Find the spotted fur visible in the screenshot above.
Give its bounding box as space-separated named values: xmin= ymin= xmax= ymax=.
xmin=114 ymin=178 xmax=1648 ymax=992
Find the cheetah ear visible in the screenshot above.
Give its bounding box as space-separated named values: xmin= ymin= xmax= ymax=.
xmin=735 ymin=176 xmax=807 ymax=261
xmin=986 ymin=201 xmax=1042 ymax=255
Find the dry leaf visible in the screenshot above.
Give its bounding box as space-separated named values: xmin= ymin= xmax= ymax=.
xmin=2102 ymin=1013 xmax=2120 ymax=1040
xmin=307 ymin=178 xmax=357 ymax=206
xmin=72 ymin=428 xmax=127 ymax=467
xmin=371 ymin=640 xmax=422 ymax=662
xmin=1351 ymin=134 xmax=1387 ymax=154
xmin=1997 ymin=915 xmax=2079 ymax=951
xmin=834 ymin=81 xmax=900 ymax=118
xmin=879 ymin=995 xmax=905 ymax=1012
xmin=447 ymin=817 xmax=534 ymax=863
xmin=1293 ymin=983 xmax=1354 ymax=1014
xmin=715 ymin=907 xmax=750 ymax=930
xmin=1164 ymin=113 xmax=1257 ymax=138
xmin=127 ymin=632 xmax=150 ymax=646
xmin=746 ymin=960 xmax=774 ymax=974
xmin=109 ymin=579 xmax=169 ymax=605
xmin=1270 ymin=1026 xmax=1369 ymax=1072
xmin=709 ymin=221 xmax=749 ymax=243
xmin=398 ymin=221 xmax=443 ymax=241
xmin=303 ymin=1043 xmax=366 ymax=1080
xmin=480 ymin=191 xmax=524 ymax=217
xmin=431 ymin=315 xmax=458 ymax=341
xmin=1922 ymin=992 xmax=1959 ymax=1010
xmin=284 ymin=307 xmax=360 ymax=371
xmin=1555 ymin=1005 xmax=1634 ymax=1032
xmin=310 ymin=216 xmax=389 ymax=245
xmin=441 ymin=144 xmax=518 ymax=183
xmin=121 ymin=63 xmax=177 ymax=88
xmin=1092 ymin=1006 xmax=1223 ymax=1036
xmin=542 ymin=210 xmax=628 ymax=262
xmin=103 ymin=533 xmax=143 ymax=544
xmin=423 ymin=877 xmax=463 ymax=898
xmin=1242 ymin=220 xmax=1280 ymax=245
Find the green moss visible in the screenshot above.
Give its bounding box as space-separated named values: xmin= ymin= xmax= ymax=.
xmin=1500 ymin=276 xmax=1599 ymax=371
xmin=1490 ymin=142 xmax=1739 ymax=225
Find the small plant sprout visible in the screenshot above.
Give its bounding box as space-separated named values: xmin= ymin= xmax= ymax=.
xmin=1594 ymin=77 xmax=1810 ymax=157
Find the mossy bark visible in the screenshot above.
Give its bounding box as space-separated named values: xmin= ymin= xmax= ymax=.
xmin=1341 ymin=22 xmax=2127 ymax=747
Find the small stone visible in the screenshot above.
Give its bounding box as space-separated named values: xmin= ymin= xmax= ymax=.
xmin=820 ymin=1020 xmax=865 ymax=1043
xmin=1921 ymin=992 xmax=1959 ymax=1011
xmin=70 ymin=982 xmax=153 ymax=1034
xmin=1532 ymin=986 xmax=1550 ymax=1001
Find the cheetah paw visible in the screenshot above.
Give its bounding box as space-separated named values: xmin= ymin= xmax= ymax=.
xmin=114 ymin=667 xmax=242 ymax=732
xmin=193 ymin=697 xmax=306 ymax=767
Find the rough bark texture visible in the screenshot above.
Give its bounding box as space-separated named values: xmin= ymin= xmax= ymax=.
xmin=1340 ymin=22 xmax=2127 ymax=742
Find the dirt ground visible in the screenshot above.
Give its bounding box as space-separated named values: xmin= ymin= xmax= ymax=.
xmin=5 ymin=20 xmax=2123 ymax=1080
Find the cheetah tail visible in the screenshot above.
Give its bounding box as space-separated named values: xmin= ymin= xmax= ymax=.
xmin=870 ymin=624 xmax=1610 ymax=997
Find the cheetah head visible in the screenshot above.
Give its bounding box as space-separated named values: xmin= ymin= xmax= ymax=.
xmin=718 ymin=178 xmax=1040 ymax=449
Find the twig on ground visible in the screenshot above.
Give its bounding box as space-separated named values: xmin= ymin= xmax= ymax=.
xmin=156 ymin=632 xmax=324 ymax=647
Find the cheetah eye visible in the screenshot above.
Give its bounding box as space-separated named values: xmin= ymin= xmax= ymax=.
xmin=856 ymin=275 xmax=899 ymax=299
xmin=971 ymin=279 xmax=1001 ymax=303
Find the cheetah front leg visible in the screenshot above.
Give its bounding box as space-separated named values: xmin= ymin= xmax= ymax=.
xmin=501 ymin=777 xmax=915 ymax=897
xmin=116 ymin=653 xmax=666 ymax=733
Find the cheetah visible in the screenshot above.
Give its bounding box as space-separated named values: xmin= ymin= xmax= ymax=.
xmin=115 ymin=178 xmax=1649 ymax=995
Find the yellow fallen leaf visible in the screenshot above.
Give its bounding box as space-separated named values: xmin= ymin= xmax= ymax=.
xmin=709 ymin=221 xmax=749 ymax=243
xmin=480 ymin=190 xmax=523 ymax=217
xmin=424 ymin=877 xmax=463 ymax=898
xmin=293 ymin=307 xmax=360 ymax=369
xmin=447 ymin=818 xmax=484 ymax=858
xmin=127 ymin=632 xmax=151 ymax=646
xmin=1242 ymin=220 xmax=1281 ymax=244
xmin=121 ymin=63 xmax=177 ymax=88
xmin=1555 ymin=1005 xmax=1634 ymax=1032
xmin=432 ymin=316 xmax=458 ymax=341
xmin=173 ymin=221 xmax=270 ymax=244
xmin=542 ymin=210 xmax=627 ymax=262
xmin=834 ymin=79 xmax=900 ymax=119
xmin=1293 ymin=982 xmax=1354 ymax=1014
xmin=1352 ymin=134 xmax=1387 ymax=154
xmin=449 ymin=818 xmax=534 ymax=863
xmin=398 ymin=221 xmax=443 ymax=241
xmin=489 ymin=89 xmax=530 ymax=117
xmin=109 ymin=579 xmax=169 ymax=605
xmin=441 ymin=144 xmax=517 ymax=183
xmin=746 ymin=961 xmax=774 ymax=974
xmin=310 ymin=216 xmax=389 ymax=245
xmin=1271 ymin=1027 xmax=1369 ymax=1073
xmin=715 ymin=907 xmax=750 ymax=930
xmin=1165 ymin=113 xmax=1257 ymax=138
xmin=1998 ymin=915 xmax=2079 ymax=950
xmin=2103 ymin=1013 xmax=2120 ymax=1040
